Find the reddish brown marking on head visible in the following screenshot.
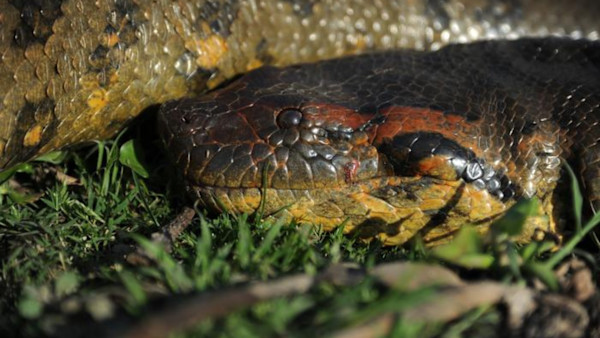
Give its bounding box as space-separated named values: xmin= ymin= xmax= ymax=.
xmin=300 ymin=103 xmax=371 ymax=129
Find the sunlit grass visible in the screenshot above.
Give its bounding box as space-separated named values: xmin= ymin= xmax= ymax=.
xmin=1 ymin=132 xmax=598 ymax=337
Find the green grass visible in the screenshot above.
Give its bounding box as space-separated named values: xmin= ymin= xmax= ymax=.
xmin=0 ymin=132 xmax=598 ymax=337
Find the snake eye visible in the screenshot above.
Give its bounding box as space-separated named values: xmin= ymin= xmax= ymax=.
xmin=277 ymin=108 xmax=303 ymax=128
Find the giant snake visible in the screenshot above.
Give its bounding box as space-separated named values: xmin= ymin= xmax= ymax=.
xmin=1 ymin=0 xmax=599 ymax=245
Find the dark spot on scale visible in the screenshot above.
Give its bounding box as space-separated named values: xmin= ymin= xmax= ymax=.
xmin=108 ymin=0 xmax=143 ymax=46
xmin=90 ymin=45 xmax=110 ymax=63
xmin=210 ymin=20 xmax=223 ymax=34
xmin=13 ymin=24 xmax=36 ymax=48
xmin=256 ymin=39 xmax=275 ymax=64
xmin=196 ymin=0 xmax=240 ymax=37
xmin=425 ymin=0 xmax=450 ymax=28
xmin=9 ymin=0 xmax=64 ymax=48
xmin=104 ymin=25 xmax=118 ymax=34
xmin=282 ymin=0 xmax=318 ymax=17
xmin=88 ymin=46 xmax=117 ymax=78
xmin=114 ymin=0 xmax=138 ymax=18
xmin=117 ymin=21 xmax=139 ymax=47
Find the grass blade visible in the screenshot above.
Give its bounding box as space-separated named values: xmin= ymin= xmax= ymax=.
xmin=564 ymin=163 xmax=583 ymax=232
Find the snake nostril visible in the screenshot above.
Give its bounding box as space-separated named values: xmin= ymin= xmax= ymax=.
xmin=277 ymin=108 xmax=303 ymax=129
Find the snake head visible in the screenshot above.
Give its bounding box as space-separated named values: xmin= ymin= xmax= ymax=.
xmin=157 ymin=93 xmax=393 ymax=191
xmin=156 ymin=47 xmax=568 ymax=246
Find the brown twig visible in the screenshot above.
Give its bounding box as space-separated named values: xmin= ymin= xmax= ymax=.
xmin=125 ymin=207 xmax=196 ymax=266
xmin=121 ymin=262 xmax=465 ymax=338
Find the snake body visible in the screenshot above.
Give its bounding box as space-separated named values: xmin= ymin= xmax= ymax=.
xmin=159 ymin=38 xmax=600 ymax=245
xmin=1 ymin=0 xmax=600 ymax=244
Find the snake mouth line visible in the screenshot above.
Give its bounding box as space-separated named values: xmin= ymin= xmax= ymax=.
xmin=189 ymin=175 xmax=551 ymax=246
xmin=193 ymin=170 xmax=512 ymax=200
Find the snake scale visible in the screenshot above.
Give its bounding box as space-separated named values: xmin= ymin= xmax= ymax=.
xmin=1 ymin=0 xmax=600 ymax=245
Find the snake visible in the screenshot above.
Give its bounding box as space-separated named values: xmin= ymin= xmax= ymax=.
xmin=1 ymin=0 xmax=599 ymax=245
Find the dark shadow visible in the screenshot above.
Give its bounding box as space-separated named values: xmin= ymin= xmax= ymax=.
xmin=349 ymin=215 xmax=412 ymax=240
xmin=348 ymin=182 xmax=466 ymax=245
xmin=416 ymin=182 xmax=466 ymax=243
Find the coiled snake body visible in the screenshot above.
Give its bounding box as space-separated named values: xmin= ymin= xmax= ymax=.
xmin=1 ymin=0 xmax=600 ymax=245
